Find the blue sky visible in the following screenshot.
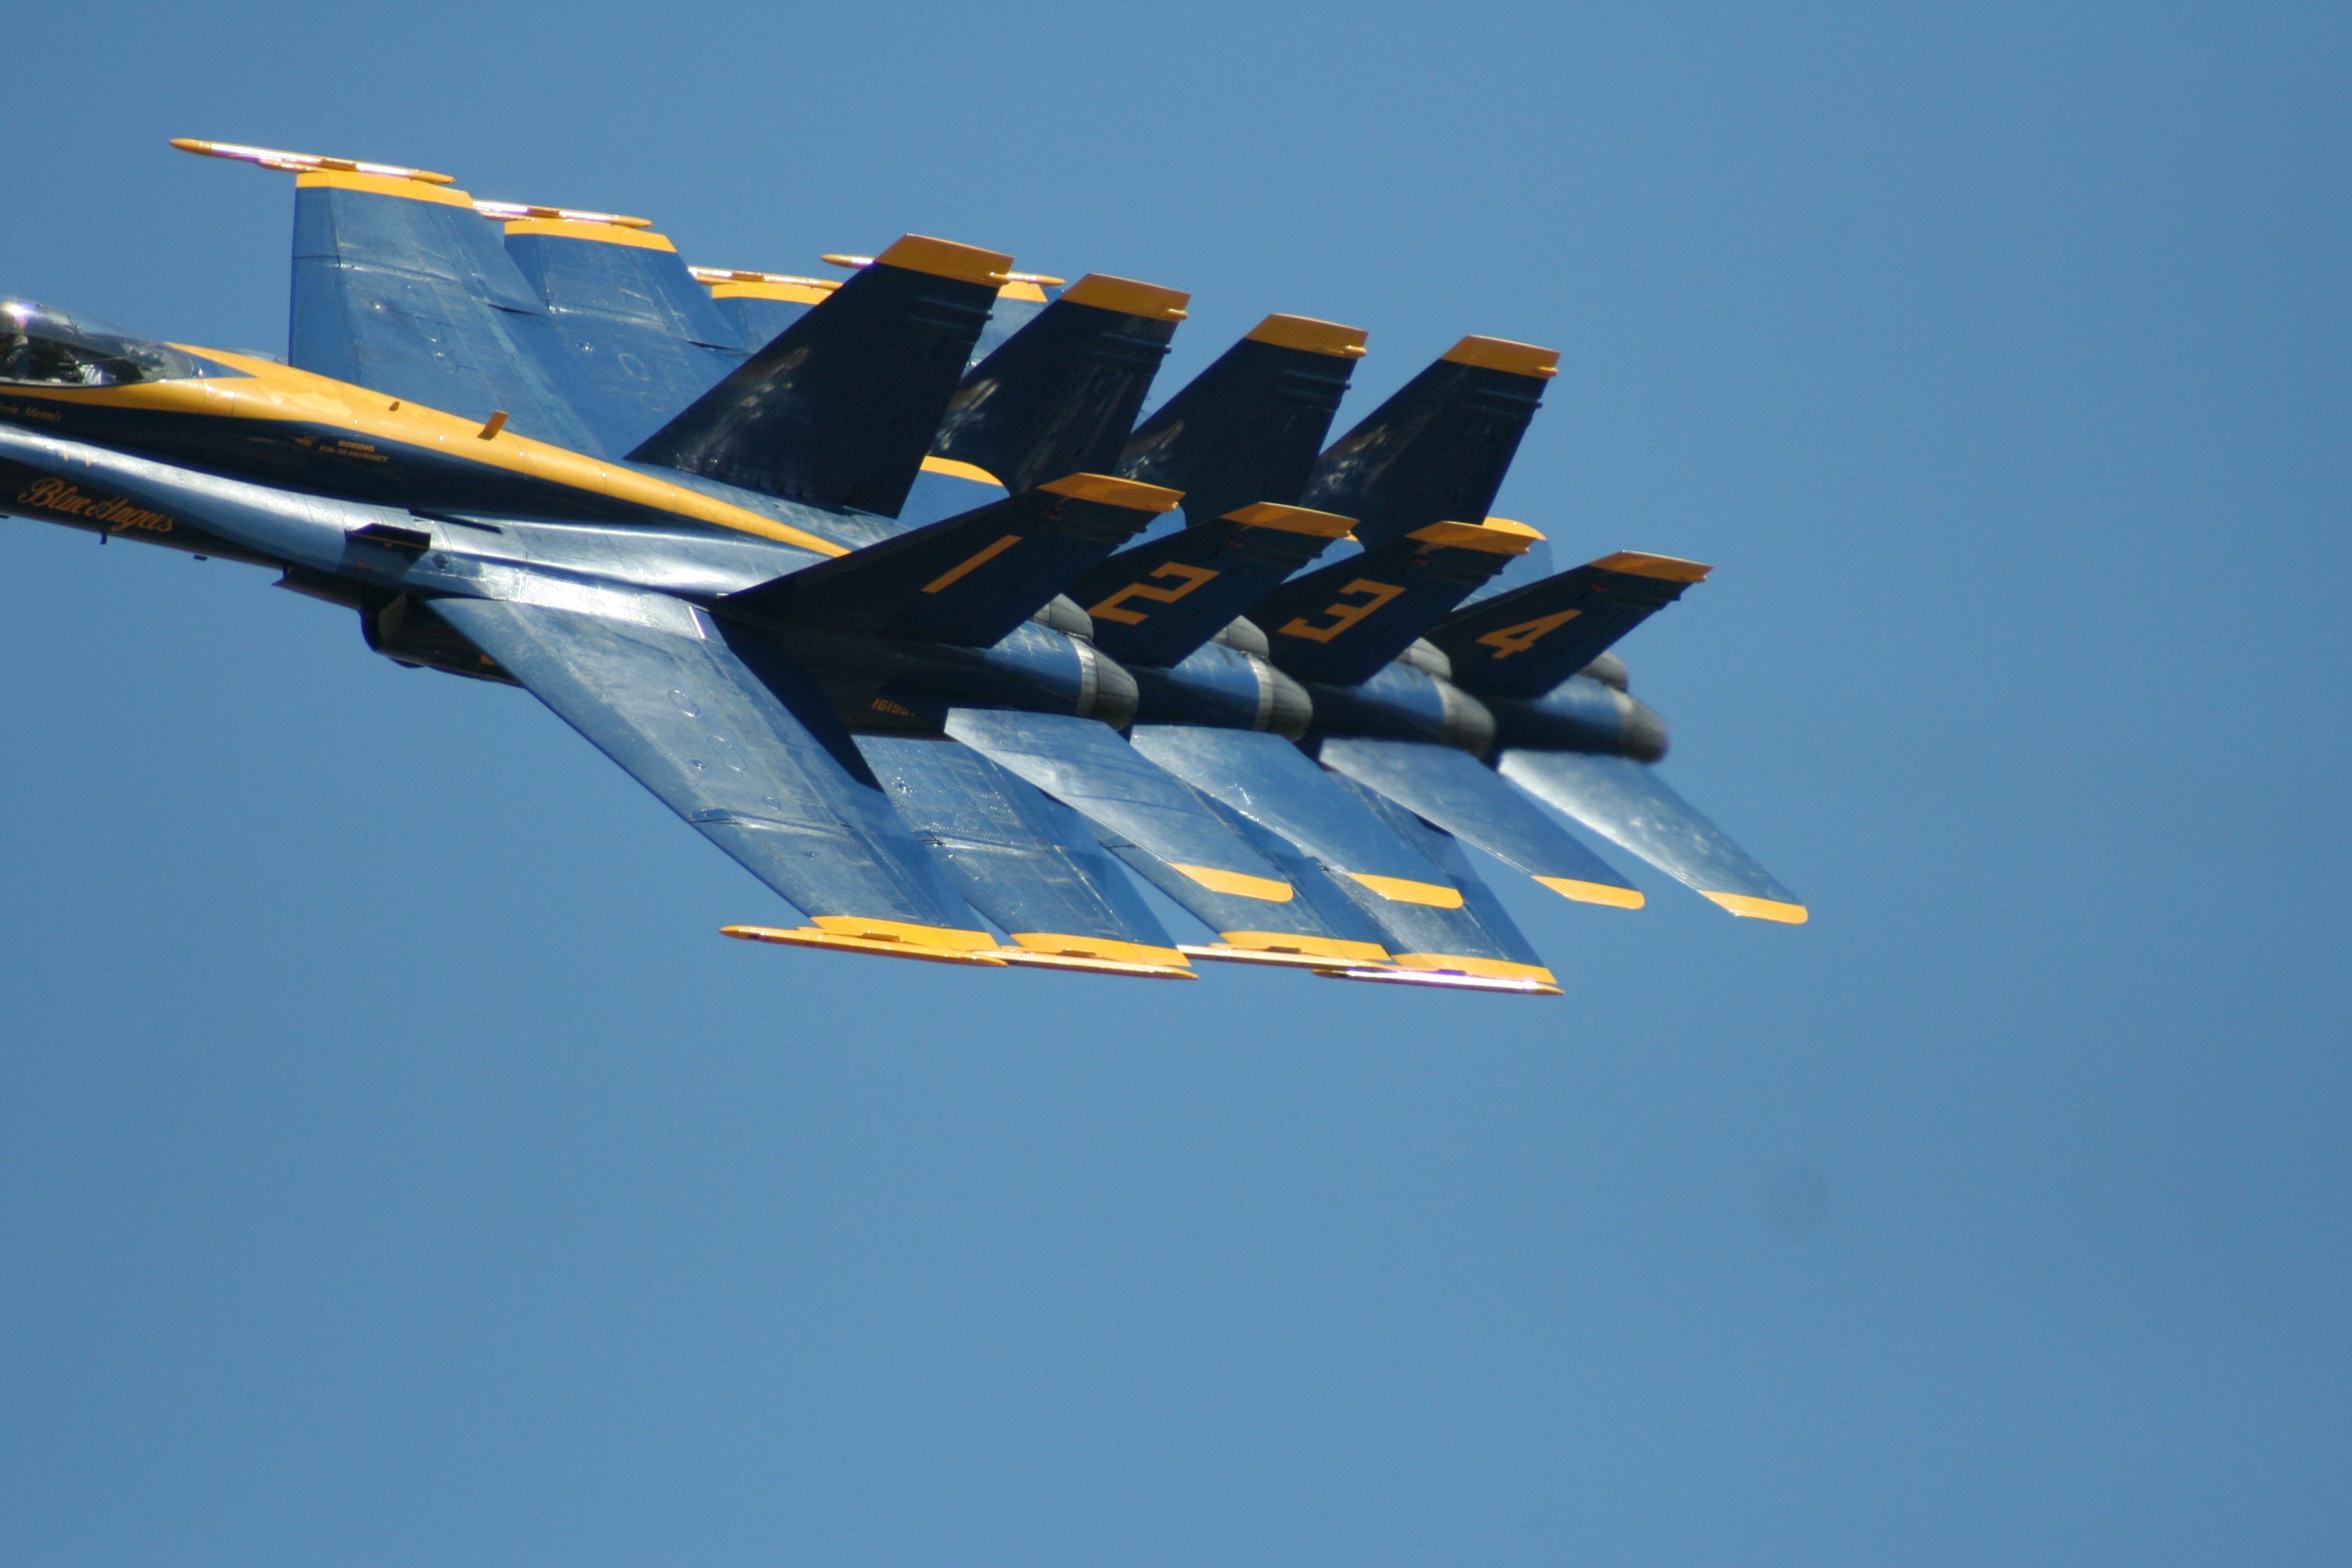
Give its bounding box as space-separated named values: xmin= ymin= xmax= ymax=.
xmin=3 ymin=3 xmax=2346 ymax=1563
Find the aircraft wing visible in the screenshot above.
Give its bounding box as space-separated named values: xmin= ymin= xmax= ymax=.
xmin=856 ymin=734 xmax=1196 ymax=977
xmin=1317 ymin=736 xmax=1644 ymax=909
xmin=429 ymin=590 xmax=1002 ymax=962
xmin=1497 ymin=750 xmax=1808 ymax=924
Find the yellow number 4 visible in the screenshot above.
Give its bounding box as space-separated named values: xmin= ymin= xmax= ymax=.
xmin=1475 ymin=608 xmax=1580 ymax=659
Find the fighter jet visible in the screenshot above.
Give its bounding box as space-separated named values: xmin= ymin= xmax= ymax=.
xmin=0 ymin=139 xmax=1803 ymax=996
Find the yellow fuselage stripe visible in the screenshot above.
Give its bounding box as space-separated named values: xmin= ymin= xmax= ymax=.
xmin=23 ymin=349 xmax=850 ymax=557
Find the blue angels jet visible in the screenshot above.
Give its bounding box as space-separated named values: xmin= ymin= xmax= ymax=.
xmin=0 ymin=140 xmax=1804 ymax=995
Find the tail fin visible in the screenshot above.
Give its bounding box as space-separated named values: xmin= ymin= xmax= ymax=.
xmin=930 ymin=274 xmax=1188 ymax=495
xmin=1066 ymin=502 xmax=1356 ymax=668
xmin=1252 ymin=518 xmax=1545 ymax=686
xmin=722 ymin=473 xmax=1179 ymax=647
xmin=1432 ymin=552 xmax=1710 ymax=698
xmin=196 ymin=144 xmax=604 ymax=453
xmin=494 ymin=212 xmax=747 ymax=454
xmin=1115 ymin=315 xmax=1366 ymax=526
xmin=1301 ymin=336 xmax=1556 ymax=547
xmin=628 ymin=234 xmax=1011 ymax=515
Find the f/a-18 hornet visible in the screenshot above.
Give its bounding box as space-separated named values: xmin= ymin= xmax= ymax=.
xmin=1 ymin=140 xmax=1805 ymax=994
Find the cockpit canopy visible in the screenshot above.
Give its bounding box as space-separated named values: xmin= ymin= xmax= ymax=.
xmin=1 ymin=299 xmax=206 ymax=388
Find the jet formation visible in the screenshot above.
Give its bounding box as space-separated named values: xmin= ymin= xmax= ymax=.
xmin=0 ymin=139 xmax=1806 ymax=995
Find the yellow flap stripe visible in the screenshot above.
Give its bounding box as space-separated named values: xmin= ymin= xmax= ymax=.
xmin=1534 ymin=877 xmax=1645 ymax=908
xmin=1173 ymin=865 xmax=1294 ymax=902
xmin=872 ymin=234 xmax=1015 ymax=285
xmin=129 ymin=349 xmax=851 ymax=556
xmin=1344 ymin=872 xmax=1466 ymax=908
xmin=1443 ymin=336 xmax=1560 ymax=378
xmin=997 ymin=281 xmax=1050 ymax=303
xmin=293 ymin=169 xmax=476 ymax=207
xmin=1040 ymin=473 xmax=1185 ymax=511
xmin=1060 ymin=274 xmax=1191 ymax=321
xmin=1390 ymin=953 xmax=1561 ymax=984
xmin=1590 ymin=551 xmax=1712 ymax=583
xmin=501 ymin=218 xmax=676 ymax=252
xmin=1407 ymin=518 xmax=1545 ymax=555
xmin=1701 ymin=892 xmax=1809 ymax=924
xmin=1247 ymin=314 xmax=1369 ymax=358
xmin=1222 ymin=502 xmax=1357 ymax=538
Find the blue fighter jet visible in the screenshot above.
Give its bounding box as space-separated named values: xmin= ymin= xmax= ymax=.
xmin=0 ymin=139 xmax=1805 ymax=995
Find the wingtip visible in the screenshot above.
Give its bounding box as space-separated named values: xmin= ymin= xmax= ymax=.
xmin=1700 ymin=892 xmax=1809 ymax=924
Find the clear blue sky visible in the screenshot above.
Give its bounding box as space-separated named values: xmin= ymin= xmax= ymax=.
xmin=4 ymin=3 xmax=2345 ymax=1563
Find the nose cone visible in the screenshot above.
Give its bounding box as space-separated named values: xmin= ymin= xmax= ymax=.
xmin=1615 ymin=690 xmax=1669 ymax=762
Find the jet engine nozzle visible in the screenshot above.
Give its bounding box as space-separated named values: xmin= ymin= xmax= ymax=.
xmin=1489 ymin=675 xmax=1670 ymax=762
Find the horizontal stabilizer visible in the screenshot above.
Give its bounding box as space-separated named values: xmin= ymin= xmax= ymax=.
xmin=431 ymin=591 xmax=988 ymax=949
xmin=1117 ymin=315 xmax=1366 ymax=527
xmin=630 ymin=234 xmax=1012 ymax=515
xmin=723 ymin=473 xmax=1179 ymax=647
xmin=932 ymin=274 xmax=1188 ymax=497
xmin=1127 ymin=725 xmax=1463 ymax=906
xmin=1433 ymin=552 xmax=1710 ymax=698
xmin=1068 ymin=501 xmax=1357 ymax=668
xmin=1318 ymin=738 xmax=1642 ymax=907
xmin=286 ymin=169 xmax=602 ymax=453
xmin=498 ymin=216 xmax=748 ymax=454
xmin=1254 ymin=517 xmax=1545 ymax=686
xmin=1498 ymin=750 xmax=1807 ymax=923
xmin=943 ymin=708 xmax=1296 ymax=902
xmin=1301 ymin=336 xmax=1556 ymax=548
xmin=858 ymin=734 xmax=1191 ymax=973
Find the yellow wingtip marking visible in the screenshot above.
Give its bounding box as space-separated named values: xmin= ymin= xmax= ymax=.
xmin=1534 ymin=877 xmax=1645 ymax=909
xmin=808 ymin=916 xmax=999 ymax=949
xmin=1007 ymin=934 xmax=1190 ymax=968
xmin=1591 ymin=551 xmax=1712 ymax=583
xmin=1220 ymin=502 xmax=1357 ymax=538
xmin=722 ymin=925 xmax=1007 ymax=966
xmin=1060 ymin=274 xmax=1192 ymax=321
xmin=1173 ymin=864 xmax=1294 ymax=902
xmin=500 ymin=217 xmax=676 ymax=252
xmin=872 ymin=233 xmax=1016 ymax=286
xmin=1407 ymin=519 xmax=1545 ymax=555
xmin=1390 ymin=954 xmax=1561 ymax=985
xmin=1245 ymin=314 xmax=1369 ymax=359
xmin=1344 ymin=872 xmax=1466 ymax=908
xmin=1701 ymin=892 xmax=1809 ymax=924
xmin=1209 ymin=934 xmax=1392 ymax=964
xmin=1442 ymin=336 xmax=1560 ymax=378
xmin=919 ymin=455 xmax=1004 ymax=486
xmin=1039 ymin=473 xmax=1185 ymax=511
xmin=291 ymin=169 xmax=476 ymax=206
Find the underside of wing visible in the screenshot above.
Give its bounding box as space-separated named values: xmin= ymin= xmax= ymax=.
xmin=1498 ymin=750 xmax=1807 ymax=923
xmin=431 ymin=590 xmax=999 ymax=959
